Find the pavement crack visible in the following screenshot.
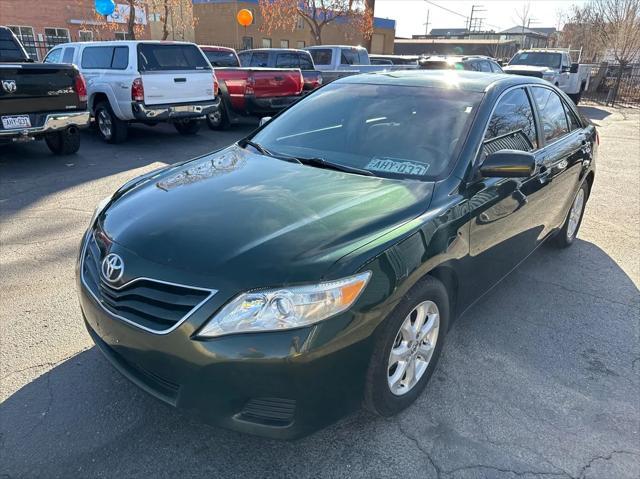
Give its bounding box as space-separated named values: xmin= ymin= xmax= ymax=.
xmin=394 ymin=418 xmax=442 ymax=478
xmin=577 ymin=450 xmax=639 ymax=479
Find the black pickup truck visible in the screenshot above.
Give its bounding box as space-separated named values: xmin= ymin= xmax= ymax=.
xmin=0 ymin=26 xmax=89 ymax=154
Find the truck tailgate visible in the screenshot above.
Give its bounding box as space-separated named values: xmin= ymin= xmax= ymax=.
xmin=141 ymin=70 xmax=213 ymax=105
xmin=0 ymin=64 xmax=80 ymax=115
xmin=251 ymin=68 xmax=302 ymax=98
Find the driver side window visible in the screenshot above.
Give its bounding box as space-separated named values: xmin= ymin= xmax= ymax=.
xmin=483 ymin=88 xmax=538 ymax=157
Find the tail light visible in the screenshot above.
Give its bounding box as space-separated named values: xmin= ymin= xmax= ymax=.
xmin=595 ymin=130 xmax=600 ymax=146
xmin=245 ymin=73 xmax=255 ymax=96
xmin=213 ymin=73 xmax=219 ymax=97
xmin=131 ymin=77 xmax=144 ymax=102
xmin=298 ymin=70 xmax=304 ymax=94
xmin=74 ymin=72 xmax=87 ymax=103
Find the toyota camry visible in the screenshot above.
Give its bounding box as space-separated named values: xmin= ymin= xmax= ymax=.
xmin=78 ymin=70 xmax=597 ymax=439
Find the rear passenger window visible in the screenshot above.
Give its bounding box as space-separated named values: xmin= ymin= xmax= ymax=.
xmin=340 ymin=48 xmax=358 ymax=65
xmin=111 ymin=46 xmax=128 ymax=69
xmin=44 ymin=48 xmax=62 ymax=64
xmin=250 ymin=52 xmax=268 ymax=67
xmin=299 ymin=54 xmax=313 ymax=69
xmin=478 ymin=61 xmax=491 ymax=72
xmin=563 ymin=102 xmax=582 ymax=131
xmin=490 ymin=61 xmax=503 ymax=73
xmin=483 ymin=88 xmax=537 ymax=155
xmin=62 ymin=47 xmax=75 ymax=64
xmin=81 ymin=46 xmax=113 ymax=69
xmin=531 ymin=87 xmax=569 ymax=142
xmin=275 ymin=53 xmax=297 ymax=68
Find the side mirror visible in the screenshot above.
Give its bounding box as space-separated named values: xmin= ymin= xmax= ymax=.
xmin=480 ymin=150 xmax=535 ymax=178
xmin=561 ymin=65 xmax=571 ymax=73
xmin=259 ymin=116 xmax=272 ymax=127
xmin=570 ymin=62 xmax=579 ymax=73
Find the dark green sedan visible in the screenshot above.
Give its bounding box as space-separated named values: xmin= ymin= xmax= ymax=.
xmin=78 ymin=71 xmax=597 ymax=439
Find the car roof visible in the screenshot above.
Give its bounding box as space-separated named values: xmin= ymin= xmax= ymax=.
xmin=306 ymin=45 xmax=366 ymax=49
xmin=337 ymin=70 xmax=546 ymax=93
xmin=242 ymin=48 xmax=310 ymax=54
xmin=53 ymin=40 xmax=196 ymax=48
xmin=200 ymin=45 xmax=236 ymax=53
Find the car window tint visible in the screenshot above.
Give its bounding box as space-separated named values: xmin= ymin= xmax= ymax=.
xmin=45 ymin=48 xmax=62 ymax=64
xmin=61 ymin=47 xmax=75 ymax=64
xmin=309 ymin=48 xmax=332 ymax=65
xmin=483 ymin=88 xmax=537 ymax=155
xmin=358 ymin=49 xmax=368 ymax=64
xmin=250 ymin=52 xmax=268 ymax=67
xmin=299 ymin=53 xmax=313 ymax=69
xmin=478 ymin=60 xmax=491 ymax=72
xmin=237 ymin=51 xmax=251 ymax=66
xmin=531 ymin=87 xmax=569 ymax=142
xmin=490 ymin=61 xmax=503 ymax=73
xmin=81 ymin=46 xmax=113 ymax=68
xmin=340 ymin=48 xmax=359 ymax=65
xmin=137 ymin=43 xmax=210 ymax=71
xmin=465 ymin=61 xmax=479 ymax=71
xmin=111 ymin=46 xmax=128 ymax=69
xmin=563 ymin=101 xmax=582 ymax=131
xmin=205 ymin=50 xmax=239 ymax=67
xmin=275 ymin=52 xmax=297 ymax=68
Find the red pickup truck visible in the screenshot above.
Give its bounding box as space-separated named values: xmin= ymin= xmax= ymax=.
xmin=200 ymin=46 xmax=304 ymax=129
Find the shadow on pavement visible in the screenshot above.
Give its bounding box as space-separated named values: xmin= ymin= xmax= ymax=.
xmin=579 ymin=105 xmax=612 ymax=121
xmin=2 ymin=239 xmax=638 ymax=478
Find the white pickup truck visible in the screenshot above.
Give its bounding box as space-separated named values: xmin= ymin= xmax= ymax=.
xmin=44 ymin=41 xmax=220 ymax=143
xmin=503 ymin=49 xmax=591 ymax=104
xmin=306 ymin=45 xmax=416 ymax=83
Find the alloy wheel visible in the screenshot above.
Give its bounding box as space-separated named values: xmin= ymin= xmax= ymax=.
xmin=387 ymin=300 xmax=440 ymax=396
xmin=97 ymin=109 xmax=112 ymax=140
xmin=567 ymin=188 xmax=585 ymax=240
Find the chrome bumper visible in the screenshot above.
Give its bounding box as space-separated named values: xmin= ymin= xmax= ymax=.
xmin=0 ymin=111 xmax=90 ymax=138
xmin=131 ymin=99 xmax=220 ymax=121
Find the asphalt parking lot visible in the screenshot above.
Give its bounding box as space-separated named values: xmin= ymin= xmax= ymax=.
xmin=1 ymin=108 xmax=639 ymax=479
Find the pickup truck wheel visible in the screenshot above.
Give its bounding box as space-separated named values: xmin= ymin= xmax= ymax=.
xmin=364 ymin=276 xmax=449 ymax=417
xmin=174 ymin=119 xmax=201 ymax=135
xmin=206 ymin=104 xmax=230 ymax=130
xmin=95 ymin=102 xmax=127 ymax=144
xmin=44 ymin=128 xmax=81 ymax=155
xmin=552 ymin=182 xmax=588 ymax=248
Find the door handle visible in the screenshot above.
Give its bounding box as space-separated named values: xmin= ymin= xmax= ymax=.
xmin=174 ymin=78 xmax=186 ymax=83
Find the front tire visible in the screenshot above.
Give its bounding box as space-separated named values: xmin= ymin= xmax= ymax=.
xmin=364 ymin=276 xmax=449 ymax=417
xmin=44 ymin=128 xmax=80 ymax=155
xmin=552 ymin=182 xmax=588 ymax=248
xmin=95 ymin=102 xmax=128 ymax=144
xmin=206 ymin=103 xmax=230 ymax=130
xmin=174 ymin=119 xmax=201 ymax=135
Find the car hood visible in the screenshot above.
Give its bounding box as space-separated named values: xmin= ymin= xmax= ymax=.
xmin=504 ymin=65 xmax=552 ymax=73
xmin=99 ymin=145 xmax=434 ymax=290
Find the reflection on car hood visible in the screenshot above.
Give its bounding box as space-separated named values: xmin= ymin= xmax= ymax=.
xmin=99 ymin=145 xmax=434 ymax=289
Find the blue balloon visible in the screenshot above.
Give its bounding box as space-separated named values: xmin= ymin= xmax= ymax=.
xmin=95 ymin=0 xmax=115 ymax=16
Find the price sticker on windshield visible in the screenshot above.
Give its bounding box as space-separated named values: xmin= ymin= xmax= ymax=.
xmin=366 ymin=157 xmax=430 ymax=177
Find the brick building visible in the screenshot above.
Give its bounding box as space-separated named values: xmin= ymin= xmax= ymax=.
xmin=0 ymin=0 xmax=150 ymax=60
xmin=193 ymin=0 xmax=395 ymax=54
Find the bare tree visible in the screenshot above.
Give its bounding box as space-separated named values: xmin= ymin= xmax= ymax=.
xmin=513 ymin=2 xmax=531 ymax=48
xmin=258 ymin=0 xmax=373 ymax=46
xmin=147 ymin=0 xmax=196 ymax=40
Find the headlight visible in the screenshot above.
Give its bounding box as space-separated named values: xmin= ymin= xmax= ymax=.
xmin=198 ymin=271 xmax=371 ymax=338
xmin=88 ymin=195 xmax=112 ymax=227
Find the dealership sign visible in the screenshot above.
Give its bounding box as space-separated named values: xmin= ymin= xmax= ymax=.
xmin=106 ymin=4 xmax=148 ymax=25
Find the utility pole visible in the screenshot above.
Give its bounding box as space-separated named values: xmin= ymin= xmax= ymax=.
xmin=424 ymin=9 xmax=430 ymax=36
xmin=467 ymin=5 xmax=486 ymax=33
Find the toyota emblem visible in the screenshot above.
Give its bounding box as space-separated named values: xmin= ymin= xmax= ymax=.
xmin=101 ymin=253 xmax=124 ymax=283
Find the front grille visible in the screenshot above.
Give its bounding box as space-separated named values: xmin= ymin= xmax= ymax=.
xmin=81 ymin=233 xmax=214 ymax=333
xmin=238 ymin=398 xmax=297 ymax=427
xmin=507 ymin=70 xmax=544 ymax=78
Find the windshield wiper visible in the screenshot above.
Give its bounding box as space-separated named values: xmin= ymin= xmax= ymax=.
xmin=292 ymin=156 xmax=375 ymax=177
xmin=240 ymin=140 xmax=302 ymax=164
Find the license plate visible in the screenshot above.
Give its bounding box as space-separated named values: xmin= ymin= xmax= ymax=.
xmin=2 ymin=115 xmax=31 ymax=130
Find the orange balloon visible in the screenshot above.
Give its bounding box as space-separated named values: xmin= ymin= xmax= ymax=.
xmin=237 ymin=9 xmax=253 ymax=27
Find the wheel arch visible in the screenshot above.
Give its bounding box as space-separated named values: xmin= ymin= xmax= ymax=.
xmin=424 ymin=265 xmax=459 ymax=323
xmin=90 ymin=92 xmax=110 ymax=113
xmin=585 ymin=170 xmax=595 ymax=197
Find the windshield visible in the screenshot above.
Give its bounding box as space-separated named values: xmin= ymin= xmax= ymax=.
xmin=204 ymin=50 xmax=239 ymax=67
xmin=509 ymin=52 xmax=561 ymax=68
xmin=251 ymin=82 xmax=482 ymax=180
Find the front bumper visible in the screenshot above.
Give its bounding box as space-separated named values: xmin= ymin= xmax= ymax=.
xmin=0 ymin=110 xmax=90 ymax=139
xmin=131 ymin=99 xmax=221 ymax=121
xmin=78 ymin=273 xmax=373 ymax=440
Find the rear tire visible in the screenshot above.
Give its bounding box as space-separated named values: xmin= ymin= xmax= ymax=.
xmin=174 ymin=119 xmax=201 ymax=135
xmin=95 ymin=102 xmax=128 ymax=144
xmin=45 ymin=128 xmax=81 ymax=155
xmin=206 ymin=103 xmax=230 ymax=130
xmin=364 ymin=276 xmax=449 ymax=417
xmin=551 ymin=182 xmax=588 ymax=248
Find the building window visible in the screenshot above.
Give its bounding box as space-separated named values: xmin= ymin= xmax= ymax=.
xmin=115 ymin=32 xmax=134 ymax=41
xmin=296 ymin=40 xmax=305 ymax=49
xmin=78 ymin=30 xmax=93 ymax=42
xmin=280 ymin=40 xmax=289 ymax=48
xmin=44 ymin=28 xmax=70 ymax=49
xmin=262 ymin=38 xmax=272 ymax=48
xmin=8 ymin=25 xmax=38 ymax=60
xmin=149 ymin=12 xmax=162 ymax=22
xmin=242 ymin=36 xmax=253 ymax=50
xmin=296 ymin=15 xmax=305 ymax=30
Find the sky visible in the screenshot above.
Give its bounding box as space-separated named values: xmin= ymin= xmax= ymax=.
xmin=374 ymin=0 xmax=588 ymax=37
